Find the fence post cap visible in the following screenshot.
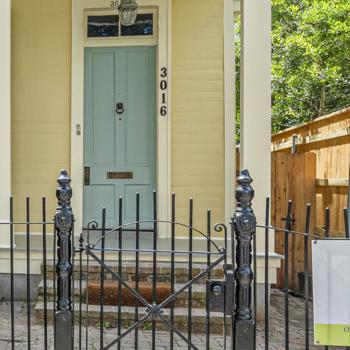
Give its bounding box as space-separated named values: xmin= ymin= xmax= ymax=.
xmin=57 ymin=169 xmax=71 ymax=184
xmin=236 ymin=169 xmax=254 ymax=204
xmin=56 ymin=170 xmax=72 ymax=203
xmin=237 ymin=169 xmax=253 ymax=185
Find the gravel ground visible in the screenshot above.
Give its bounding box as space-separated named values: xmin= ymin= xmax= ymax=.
xmin=0 ymin=290 xmax=341 ymax=349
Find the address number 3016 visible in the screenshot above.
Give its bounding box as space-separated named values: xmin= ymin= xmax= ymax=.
xmin=160 ymin=67 xmax=168 ymax=117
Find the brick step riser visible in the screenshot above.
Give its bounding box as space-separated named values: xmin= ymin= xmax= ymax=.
xmin=44 ymin=263 xmax=225 ymax=272
xmin=37 ymin=295 xmax=206 ymax=308
xmin=45 ymin=272 xmax=223 ymax=283
xmin=44 ymin=265 xmax=224 ymax=277
xmin=37 ymin=283 xmax=207 ymax=308
xmin=34 ymin=310 xmax=229 ymax=335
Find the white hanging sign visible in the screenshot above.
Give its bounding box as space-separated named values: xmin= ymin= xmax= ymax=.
xmin=312 ymin=240 xmax=350 ymax=346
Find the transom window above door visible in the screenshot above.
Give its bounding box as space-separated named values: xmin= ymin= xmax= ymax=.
xmin=86 ymin=12 xmax=155 ymax=38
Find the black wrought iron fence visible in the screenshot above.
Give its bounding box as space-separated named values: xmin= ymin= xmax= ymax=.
xmin=0 ymin=169 xmax=349 ymax=350
xmin=0 ymin=196 xmax=55 ymax=350
xmin=255 ymin=198 xmax=350 ymax=350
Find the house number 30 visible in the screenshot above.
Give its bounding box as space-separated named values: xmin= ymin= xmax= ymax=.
xmin=110 ymin=1 xmax=120 ymax=7
xmin=160 ymin=67 xmax=168 ymax=117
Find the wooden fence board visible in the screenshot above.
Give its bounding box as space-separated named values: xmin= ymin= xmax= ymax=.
xmin=272 ymin=152 xmax=316 ymax=290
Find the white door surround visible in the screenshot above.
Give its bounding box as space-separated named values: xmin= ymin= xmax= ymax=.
xmin=71 ymin=0 xmax=171 ymax=236
xmin=0 ymin=0 xmax=12 ymax=248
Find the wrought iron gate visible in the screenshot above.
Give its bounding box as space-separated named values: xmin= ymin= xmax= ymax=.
xmin=79 ymin=218 xmax=229 ymax=350
xmin=53 ymin=169 xmax=257 ymax=350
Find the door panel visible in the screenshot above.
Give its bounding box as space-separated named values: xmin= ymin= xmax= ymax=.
xmin=91 ymin=52 xmax=116 ymax=165
xmin=124 ymin=184 xmax=153 ymax=223
xmin=84 ymin=185 xmax=117 ymax=224
xmin=125 ymin=50 xmax=151 ymax=166
xmin=84 ymin=47 xmax=156 ymax=228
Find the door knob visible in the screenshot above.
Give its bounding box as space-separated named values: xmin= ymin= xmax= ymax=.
xmin=116 ymin=103 xmax=124 ymax=114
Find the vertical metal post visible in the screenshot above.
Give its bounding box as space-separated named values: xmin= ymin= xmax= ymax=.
xmin=233 ymin=169 xmax=256 ymax=350
xmin=54 ymin=170 xmax=73 ymax=350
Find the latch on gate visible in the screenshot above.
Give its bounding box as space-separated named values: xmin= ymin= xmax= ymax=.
xmin=206 ymin=264 xmax=235 ymax=315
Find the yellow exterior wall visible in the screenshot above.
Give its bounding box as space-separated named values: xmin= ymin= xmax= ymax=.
xmin=171 ymin=0 xmax=225 ymax=232
xmin=10 ymin=0 xmax=225 ymax=233
xmin=11 ymin=0 xmax=72 ymax=222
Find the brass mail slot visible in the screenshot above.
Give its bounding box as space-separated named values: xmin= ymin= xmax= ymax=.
xmin=107 ymin=172 xmax=133 ymax=180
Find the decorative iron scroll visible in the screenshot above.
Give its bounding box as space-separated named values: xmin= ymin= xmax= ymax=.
xmin=54 ymin=170 xmax=73 ymax=350
xmin=233 ymin=169 xmax=256 ymax=350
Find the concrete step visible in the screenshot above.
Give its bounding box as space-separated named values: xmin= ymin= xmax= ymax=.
xmin=34 ymin=302 xmax=229 ymax=334
xmin=43 ymin=260 xmax=224 ymax=283
xmin=37 ymin=279 xmax=86 ymax=302
xmin=37 ymin=279 xmax=207 ymax=308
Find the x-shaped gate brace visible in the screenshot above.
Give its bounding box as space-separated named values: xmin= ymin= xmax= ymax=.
xmin=85 ymin=246 xmax=227 ymax=350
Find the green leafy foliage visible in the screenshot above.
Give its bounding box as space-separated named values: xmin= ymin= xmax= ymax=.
xmin=272 ymin=0 xmax=350 ymax=132
xmin=236 ymin=0 xmax=350 ymax=136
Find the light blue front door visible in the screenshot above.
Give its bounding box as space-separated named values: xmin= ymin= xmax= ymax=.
xmin=84 ymin=47 xmax=156 ymax=228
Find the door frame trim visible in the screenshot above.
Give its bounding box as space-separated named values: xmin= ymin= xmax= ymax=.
xmin=71 ymin=0 xmax=171 ymax=236
xmin=0 ymin=0 xmax=11 ymax=248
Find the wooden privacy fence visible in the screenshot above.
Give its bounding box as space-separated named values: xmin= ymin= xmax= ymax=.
xmin=236 ymin=106 xmax=350 ymax=290
xmin=272 ymin=106 xmax=350 ymax=236
xmin=271 ymin=106 xmax=350 ymax=289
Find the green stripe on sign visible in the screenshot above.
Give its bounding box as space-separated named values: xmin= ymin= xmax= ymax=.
xmin=315 ymin=324 xmax=350 ymax=346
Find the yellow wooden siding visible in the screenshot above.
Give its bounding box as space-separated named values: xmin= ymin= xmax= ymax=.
xmin=171 ymin=0 xmax=225 ymax=234
xmin=12 ymin=0 xmax=71 ymax=222
xmin=10 ymin=0 xmax=226 ymax=233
